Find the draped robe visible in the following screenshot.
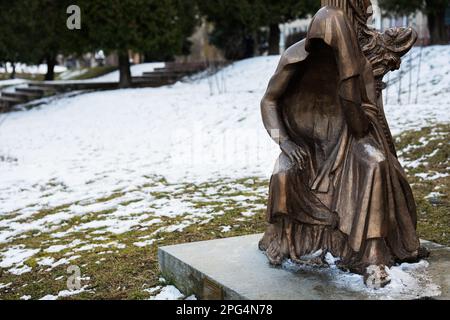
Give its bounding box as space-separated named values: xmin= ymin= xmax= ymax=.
xmin=259 ymin=6 xmax=421 ymax=273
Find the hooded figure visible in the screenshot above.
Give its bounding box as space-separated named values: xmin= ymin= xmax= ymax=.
xmin=259 ymin=0 xmax=426 ymax=287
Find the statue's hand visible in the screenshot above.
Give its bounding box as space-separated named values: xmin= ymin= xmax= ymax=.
xmin=280 ymin=140 xmax=308 ymax=170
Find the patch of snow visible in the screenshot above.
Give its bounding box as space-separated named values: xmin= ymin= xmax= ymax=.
xmin=8 ymin=264 xmax=32 ymax=275
xmin=416 ymin=172 xmax=449 ymax=180
xmin=324 ymin=252 xmax=340 ymax=266
xmin=133 ymin=239 xmax=156 ymax=247
xmin=155 ymin=221 xmax=192 ymax=234
xmin=283 ymin=259 xmax=441 ymax=300
xmin=425 ymin=192 xmax=444 ymax=199
xmin=39 ymin=286 xmax=89 ymax=300
xmin=39 ymin=294 xmax=58 ymax=300
xmin=0 ymin=246 xmax=40 ymax=269
xmin=84 ymin=62 xmax=164 ymax=83
xmin=0 ymin=62 xmax=67 ymax=75
xmin=0 ymin=283 xmax=12 ymax=289
xmin=38 ymin=255 xmax=80 ymax=270
xmin=241 ymin=211 xmax=258 ymax=217
xmin=144 ymin=286 xmax=161 ymax=294
xmin=220 ymin=226 xmax=232 ymax=233
xmin=150 ymin=285 xmax=185 ymax=300
xmin=0 ymin=79 xmax=27 ymax=88
xmin=45 ymin=239 xmax=84 ymax=253
xmin=58 ymin=286 xmax=88 ymax=298
xmin=300 ymin=249 xmax=323 ymax=260
xmin=38 ymin=257 xmax=56 ymax=266
xmin=364 ymin=144 xmax=386 ymax=162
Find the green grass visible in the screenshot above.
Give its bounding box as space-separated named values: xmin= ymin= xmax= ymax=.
xmin=0 ymin=124 xmax=448 ymax=300
xmin=395 ymin=124 xmax=450 ymax=245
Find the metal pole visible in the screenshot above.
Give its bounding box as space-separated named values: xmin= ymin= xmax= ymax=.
xmin=408 ymin=52 xmax=413 ymax=104
xmin=415 ymin=45 xmax=423 ymax=104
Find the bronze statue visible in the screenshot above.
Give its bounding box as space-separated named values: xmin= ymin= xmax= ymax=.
xmin=259 ymin=0 xmax=428 ymax=287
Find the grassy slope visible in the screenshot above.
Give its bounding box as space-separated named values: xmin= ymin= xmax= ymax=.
xmin=0 ymin=124 xmax=448 ymax=300
xmin=395 ymin=124 xmax=449 ymax=245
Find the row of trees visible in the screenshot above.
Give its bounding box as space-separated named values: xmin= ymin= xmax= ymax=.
xmin=197 ymin=0 xmax=319 ymax=59
xmin=0 ymin=1 xmax=448 ymax=87
xmin=0 ymin=0 xmax=198 ymax=87
xmin=0 ymin=0 xmax=320 ymax=86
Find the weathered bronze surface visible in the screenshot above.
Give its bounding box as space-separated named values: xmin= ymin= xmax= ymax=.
xmin=259 ymin=0 xmax=428 ymax=287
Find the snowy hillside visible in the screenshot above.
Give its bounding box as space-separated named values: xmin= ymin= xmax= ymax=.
xmin=1 ymin=47 xmax=449 ymax=214
xmin=0 ymin=45 xmax=448 ymax=300
xmin=0 ymin=56 xmax=280 ymax=215
xmin=84 ymin=62 xmax=165 ymax=82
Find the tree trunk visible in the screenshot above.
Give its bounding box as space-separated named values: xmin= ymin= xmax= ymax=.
xmin=10 ymin=62 xmax=16 ymax=79
xmin=252 ymin=30 xmax=259 ymax=56
xmin=268 ymin=23 xmax=281 ymax=55
xmin=427 ymin=3 xmax=449 ymax=45
xmin=45 ymin=55 xmax=56 ymax=81
xmin=118 ymin=51 xmax=132 ymax=88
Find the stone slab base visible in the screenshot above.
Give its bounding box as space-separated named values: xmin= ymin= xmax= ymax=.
xmin=158 ymin=234 xmax=449 ymax=300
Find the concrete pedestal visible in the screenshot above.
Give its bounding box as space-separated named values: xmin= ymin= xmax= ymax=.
xmin=158 ymin=234 xmax=449 ymax=300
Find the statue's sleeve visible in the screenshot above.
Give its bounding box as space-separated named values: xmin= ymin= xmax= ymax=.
xmin=261 ymin=40 xmax=311 ymax=146
xmin=260 ymin=57 xmax=297 ymax=145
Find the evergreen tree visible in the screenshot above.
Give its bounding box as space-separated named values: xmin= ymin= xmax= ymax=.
xmin=0 ymin=0 xmax=41 ymax=78
xmin=255 ymin=0 xmax=319 ymax=55
xmin=30 ymin=0 xmax=87 ymax=80
xmin=197 ymin=0 xmax=319 ymax=59
xmin=2 ymin=0 xmax=198 ymax=84
xmin=379 ymin=0 xmax=449 ymax=45
xmin=197 ymin=0 xmax=259 ymax=60
xmin=0 ymin=0 xmax=88 ymax=80
xmin=80 ymin=0 xmax=199 ymax=88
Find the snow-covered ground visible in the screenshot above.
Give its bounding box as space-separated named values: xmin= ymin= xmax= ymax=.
xmin=1 ymin=62 xmax=163 ymax=89
xmin=383 ymin=45 xmax=450 ymax=133
xmin=0 ymin=79 xmax=27 ymax=88
xmin=92 ymin=62 xmax=165 ymax=82
xmin=0 ymin=63 xmax=67 ymax=75
xmin=57 ymin=62 xmax=165 ymax=82
xmin=0 ymin=56 xmax=280 ymax=216
xmin=0 ymin=45 xmax=449 ymax=300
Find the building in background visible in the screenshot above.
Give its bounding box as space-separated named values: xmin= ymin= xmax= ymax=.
xmin=371 ymin=0 xmax=430 ymax=45
xmin=280 ymin=17 xmax=311 ymax=51
xmin=279 ymin=0 xmax=450 ymax=51
xmin=176 ymin=20 xmax=225 ymax=63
